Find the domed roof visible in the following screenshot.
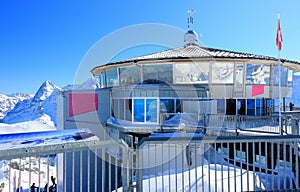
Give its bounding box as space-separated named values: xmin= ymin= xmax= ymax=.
xmin=186 ymin=30 xmax=198 ymax=36
xmin=184 ymin=30 xmax=198 ymax=46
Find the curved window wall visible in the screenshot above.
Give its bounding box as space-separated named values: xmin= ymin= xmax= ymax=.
xmin=98 ymin=62 xmax=294 ymax=88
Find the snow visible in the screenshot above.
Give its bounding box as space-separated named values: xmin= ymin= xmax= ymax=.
xmin=138 ymin=164 xmax=262 ymax=192
xmin=0 ymin=120 xmax=55 ymax=135
xmin=163 ymin=113 xmax=199 ymax=127
xmin=62 ymin=77 xmax=100 ymax=90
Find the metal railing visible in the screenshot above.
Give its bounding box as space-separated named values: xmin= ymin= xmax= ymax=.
xmin=160 ymin=113 xmax=300 ymax=136
xmin=0 ymin=138 xmax=132 ymax=192
xmin=136 ymin=135 xmax=300 ymax=191
xmin=2 ymin=130 xmax=300 ymax=191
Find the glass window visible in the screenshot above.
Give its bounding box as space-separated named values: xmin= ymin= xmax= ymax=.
xmin=112 ymin=99 xmax=118 ymax=118
xmin=237 ymin=99 xmax=246 ymax=115
xmin=246 ymin=64 xmax=270 ymax=84
xmin=273 ymin=66 xmax=287 ymax=86
xmin=105 ymin=68 xmax=119 ymax=87
xmin=125 ymin=99 xmax=132 ymax=121
xmin=288 ymin=69 xmax=293 ymax=87
xmin=235 ymin=63 xmax=244 ymax=85
xmin=133 ymin=98 xmax=158 ymax=123
xmin=119 ymin=99 xmax=125 ymax=119
xmin=212 ymin=63 xmax=234 ymax=83
xmin=143 ymin=64 xmax=173 ymax=84
xmin=217 ymin=99 xmax=225 ymax=114
xmin=266 ymin=99 xmax=273 ymax=115
xmin=175 ymin=99 xmax=182 ymax=113
xmin=247 ymin=99 xmax=255 ymax=115
xmin=120 ymin=66 xmax=141 ymax=86
xmin=99 ymin=72 xmax=105 ymax=88
xmin=226 ymin=99 xmax=236 ymax=115
xmin=146 ymin=99 xmax=158 ymax=122
xmin=174 ymin=62 xmax=209 ymax=84
xmin=160 ymin=99 xmax=175 ymax=113
xmin=133 ymin=99 xmax=145 ymax=122
xmin=255 ymin=99 xmax=262 ymax=116
xmin=160 ymin=99 xmax=175 ymax=120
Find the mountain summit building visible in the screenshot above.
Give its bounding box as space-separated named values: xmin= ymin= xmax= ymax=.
xmin=53 ymin=26 xmax=300 ymax=191
xmin=57 ymin=28 xmax=300 ymax=137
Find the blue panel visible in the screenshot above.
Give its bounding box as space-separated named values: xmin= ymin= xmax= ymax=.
xmin=146 ymin=99 xmax=157 ymax=122
xmin=256 ymin=99 xmax=262 ymax=115
xmin=134 ymin=99 xmax=145 ymax=122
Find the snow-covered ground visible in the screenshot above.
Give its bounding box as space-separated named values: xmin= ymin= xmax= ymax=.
xmin=127 ymin=162 xmax=295 ymax=192
xmin=0 ymin=117 xmax=56 ymax=135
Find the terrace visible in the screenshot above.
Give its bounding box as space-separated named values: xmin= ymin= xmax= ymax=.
xmin=1 ymin=114 xmax=300 ymax=191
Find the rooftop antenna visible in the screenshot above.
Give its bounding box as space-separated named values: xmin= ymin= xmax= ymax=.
xmin=184 ymin=10 xmax=198 ymax=46
xmin=187 ymin=10 xmax=196 ymax=29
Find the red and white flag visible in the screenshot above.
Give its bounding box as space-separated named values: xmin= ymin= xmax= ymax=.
xmin=276 ymin=14 xmax=283 ymax=51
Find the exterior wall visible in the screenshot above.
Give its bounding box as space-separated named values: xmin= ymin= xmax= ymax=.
xmin=57 ymin=89 xmax=111 ymax=139
xmin=56 ymin=92 xmax=66 ymax=130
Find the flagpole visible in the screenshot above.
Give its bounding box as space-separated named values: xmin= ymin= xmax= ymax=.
xmin=277 ymin=13 xmax=283 ymax=135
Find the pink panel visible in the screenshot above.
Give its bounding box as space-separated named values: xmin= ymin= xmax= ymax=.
xmin=69 ymin=93 xmax=98 ymax=117
xmin=252 ymin=85 xmax=264 ymax=96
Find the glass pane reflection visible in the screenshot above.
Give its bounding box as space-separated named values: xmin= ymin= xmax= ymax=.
xmin=273 ymin=66 xmax=287 ymax=86
xmin=212 ymin=63 xmax=234 ymax=83
xmin=288 ymin=69 xmax=293 ymax=87
xmin=143 ymin=64 xmax=173 ymax=84
xmin=120 ymin=66 xmax=141 ymax=86
xmin=246 ymin=64 xmax=270 ymax=84
xmin=146 ymin=99 xmax=157 ymax=122
xmin=174 ymin=62 xmax=209 ymax=84
xmin=134 ymin=99 xmax=144 ymax=122
xmin=105 ymin=68 xmax=119 ymax=87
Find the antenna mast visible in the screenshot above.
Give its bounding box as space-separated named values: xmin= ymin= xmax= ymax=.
xmin=187 ymin=10 xmax=196 ymax=29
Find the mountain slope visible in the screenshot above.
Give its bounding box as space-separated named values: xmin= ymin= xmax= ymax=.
xmin=0 ymin=93 xmax=32 ymax=119
xmin=1 ymin=81 xmax=61 ymax=126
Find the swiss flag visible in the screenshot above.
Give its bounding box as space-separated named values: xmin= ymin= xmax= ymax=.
xmin=276 ymin=15 xmax=283 ymax=51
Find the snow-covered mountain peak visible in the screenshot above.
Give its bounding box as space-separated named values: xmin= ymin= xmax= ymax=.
xmin=1 ymin=81 xmax=61 ymax=126
xmin=33 ymin=80 xmax=61 ymax=101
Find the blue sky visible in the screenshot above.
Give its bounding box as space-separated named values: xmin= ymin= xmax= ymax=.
xmin=0 ymin=0 xmax=300 ymax=94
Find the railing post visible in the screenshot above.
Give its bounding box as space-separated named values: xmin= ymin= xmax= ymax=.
xmin=122 ymin=147 xmax=133 ymax=192
xmin=280 ymin=116 xmax=284 ymax=135
xmin=235 ymin=115 xmax=240 ymax=136
xmin=292 ymin=118 xmax=300 ymax=135
xmin=136 ymin=146 xmax=143 ymax=192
